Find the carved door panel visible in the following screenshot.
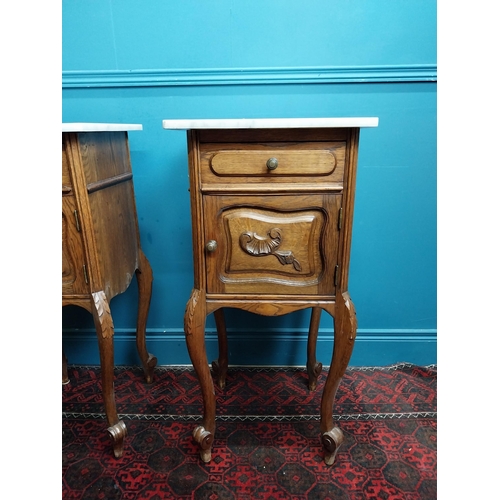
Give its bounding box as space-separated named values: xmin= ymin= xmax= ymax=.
xmin=62 ymin=195 xmax=89 ymax=295
xmin=203 ymin=194 xmax=342 ymax=295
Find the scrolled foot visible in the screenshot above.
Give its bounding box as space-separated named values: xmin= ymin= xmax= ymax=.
xmin=193 ymin=425 xmax=213 ymax=463
xmin=307 ymin=361 xmax=323 ymax=391
xmin=212 ymin=360 xmax=227 ymax=390
xmin=107 ymin=420 xmax=128 ymax=458
xmin=322 ymin=427 xmax=344 ymax=466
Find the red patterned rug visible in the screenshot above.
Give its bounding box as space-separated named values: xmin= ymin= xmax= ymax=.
xmin=62 ymin=364 xmax=436 ymax=499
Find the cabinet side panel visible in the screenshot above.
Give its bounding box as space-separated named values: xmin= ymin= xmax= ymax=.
xmin=338 ymin=128 xmax=360 ymax=291
xmin=188 ymin=130 xmax=206 ymax=290
xmin=88 ymin=181 xmax=139 ymax=298
xmin=77 ymin=131 xmax=132 ymax=184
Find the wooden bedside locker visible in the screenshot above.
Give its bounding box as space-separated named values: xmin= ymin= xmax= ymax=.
xmin=162 ymin=117 xmax=378 ymax=465
xmin=62 ymin=123 xmax=157 ymax=457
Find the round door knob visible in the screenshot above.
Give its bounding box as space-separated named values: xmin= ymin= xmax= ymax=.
xmin=266 ymin=157 xmax=278 ymax=170
xmin=206 ymin=240 xmax=218 ymax=252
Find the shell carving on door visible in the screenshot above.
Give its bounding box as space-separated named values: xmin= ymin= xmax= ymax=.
xmin=239 ymin=228 xmax=302 ymax=271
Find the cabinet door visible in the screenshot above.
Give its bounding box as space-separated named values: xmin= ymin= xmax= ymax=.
xmin=203 ymin=194 xmax=341 ymax=295
xmin=62 ymin=195 xmax=89 ymax=295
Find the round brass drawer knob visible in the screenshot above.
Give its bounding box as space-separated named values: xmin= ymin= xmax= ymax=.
xmin=206 ymin=240 xmax=218 ymax=252
xmin=266 ymin=157 xmax=278 ymax=170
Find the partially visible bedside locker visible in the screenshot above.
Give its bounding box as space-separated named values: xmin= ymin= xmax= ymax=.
xmin=62 ymin=123 xmax=157 ymax=457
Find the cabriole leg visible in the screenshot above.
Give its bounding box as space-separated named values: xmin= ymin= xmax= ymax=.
xmin=212 ymin=308 xmax=228 ymax=389
xmin=135 ymin=249 xmax=157 ymax=383
xmin=320 ymin=292 xmax=357 ymax=465
xmin=184 ymin=289 xmax=215 ymax=463
xmin=91 ymin=290 xmax=127 ymax=458
xmin=307 ymin=307 xmax=323 ymax=391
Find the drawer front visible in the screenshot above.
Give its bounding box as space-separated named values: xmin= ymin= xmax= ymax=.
xmin=204 ymin=194 xmax=341 ymax=295
xmin=200 ymin=141 xmax=345 ymax=187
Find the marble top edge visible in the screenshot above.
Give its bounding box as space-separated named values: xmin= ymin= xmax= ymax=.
xmin=62 ymin=123 xmax=143 ymax=132
xmin=162 ymin=117 xmax=379 ymax=130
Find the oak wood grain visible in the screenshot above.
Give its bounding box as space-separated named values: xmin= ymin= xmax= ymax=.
xmin=183 ymin=125 xmax=362 ymax=465
xmin=62 ymin=130 xmax=156 ymax=457
xmin=200 ymin=141 xmax=345 ymax=187
xmin=203 ymin=193 xmax=340 ymax=295
xmin=62 ymin=195 xmax=88 ymax=295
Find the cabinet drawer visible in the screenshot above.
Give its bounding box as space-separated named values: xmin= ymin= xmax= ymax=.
xmin=200 ymin=142 xmax=345 ymax=188
xmin=203 ymin=193 xmax=341 ymax=295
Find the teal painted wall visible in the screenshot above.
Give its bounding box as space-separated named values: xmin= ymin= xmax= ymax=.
xmin=62 ymin=1 xmax=437 ymax=367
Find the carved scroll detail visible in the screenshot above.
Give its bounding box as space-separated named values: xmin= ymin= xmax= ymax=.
xmin=92 ymin=291 xmax=114 ymax=339
xmin=239 ymin=228 xmax=302 ymax=271
xmin=184 ymin=289 xmax=201 ymax=337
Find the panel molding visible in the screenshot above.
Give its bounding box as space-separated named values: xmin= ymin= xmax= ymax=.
xmin=62 ymin=64 xmax=437 ymax=88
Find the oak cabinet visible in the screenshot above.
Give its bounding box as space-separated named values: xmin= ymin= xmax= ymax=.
xmin=163 ymin=118 xmax=378 ymax=466
xmin=62 ymin=123 xmax=157 ymax=458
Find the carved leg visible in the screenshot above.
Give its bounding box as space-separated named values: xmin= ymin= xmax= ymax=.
xmin=320 ymin=292 xmax=357 ymax=465
xmin=91 ymin=291 xmax=127 ymax=459
xmin=212 ymin=308 xmax=228 ymax=389
xmin=135 ymin=249 xmax=157 ymax=383
xmin=184 ymin=289 xmax=215 ymax=463
xmin=62 ymin=351 xmax=70 ymax=385
xmin=307 ymin=307 xmax=323 ymax=391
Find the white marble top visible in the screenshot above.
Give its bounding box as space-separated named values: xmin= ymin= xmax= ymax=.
xmin=162 ymin=117 xmax=378 ymax=130
xmin=62 ymin=123 xmax=143 ymax=132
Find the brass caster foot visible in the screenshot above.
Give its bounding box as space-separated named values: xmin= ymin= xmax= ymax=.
xmin=322 ymin=426 xmax=344 ymax=466
xmin=307 ymin=361 xmax=323 ymax=391
xmin=193 ymin=425 xmax=213 ymax=463
xmin=212 ymin=360 xmax=227 ymax=390
xmin=107 ymin=420 xmax=127 ymax=458
xmin=143 ymin=354 xmax=158 ymax=384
